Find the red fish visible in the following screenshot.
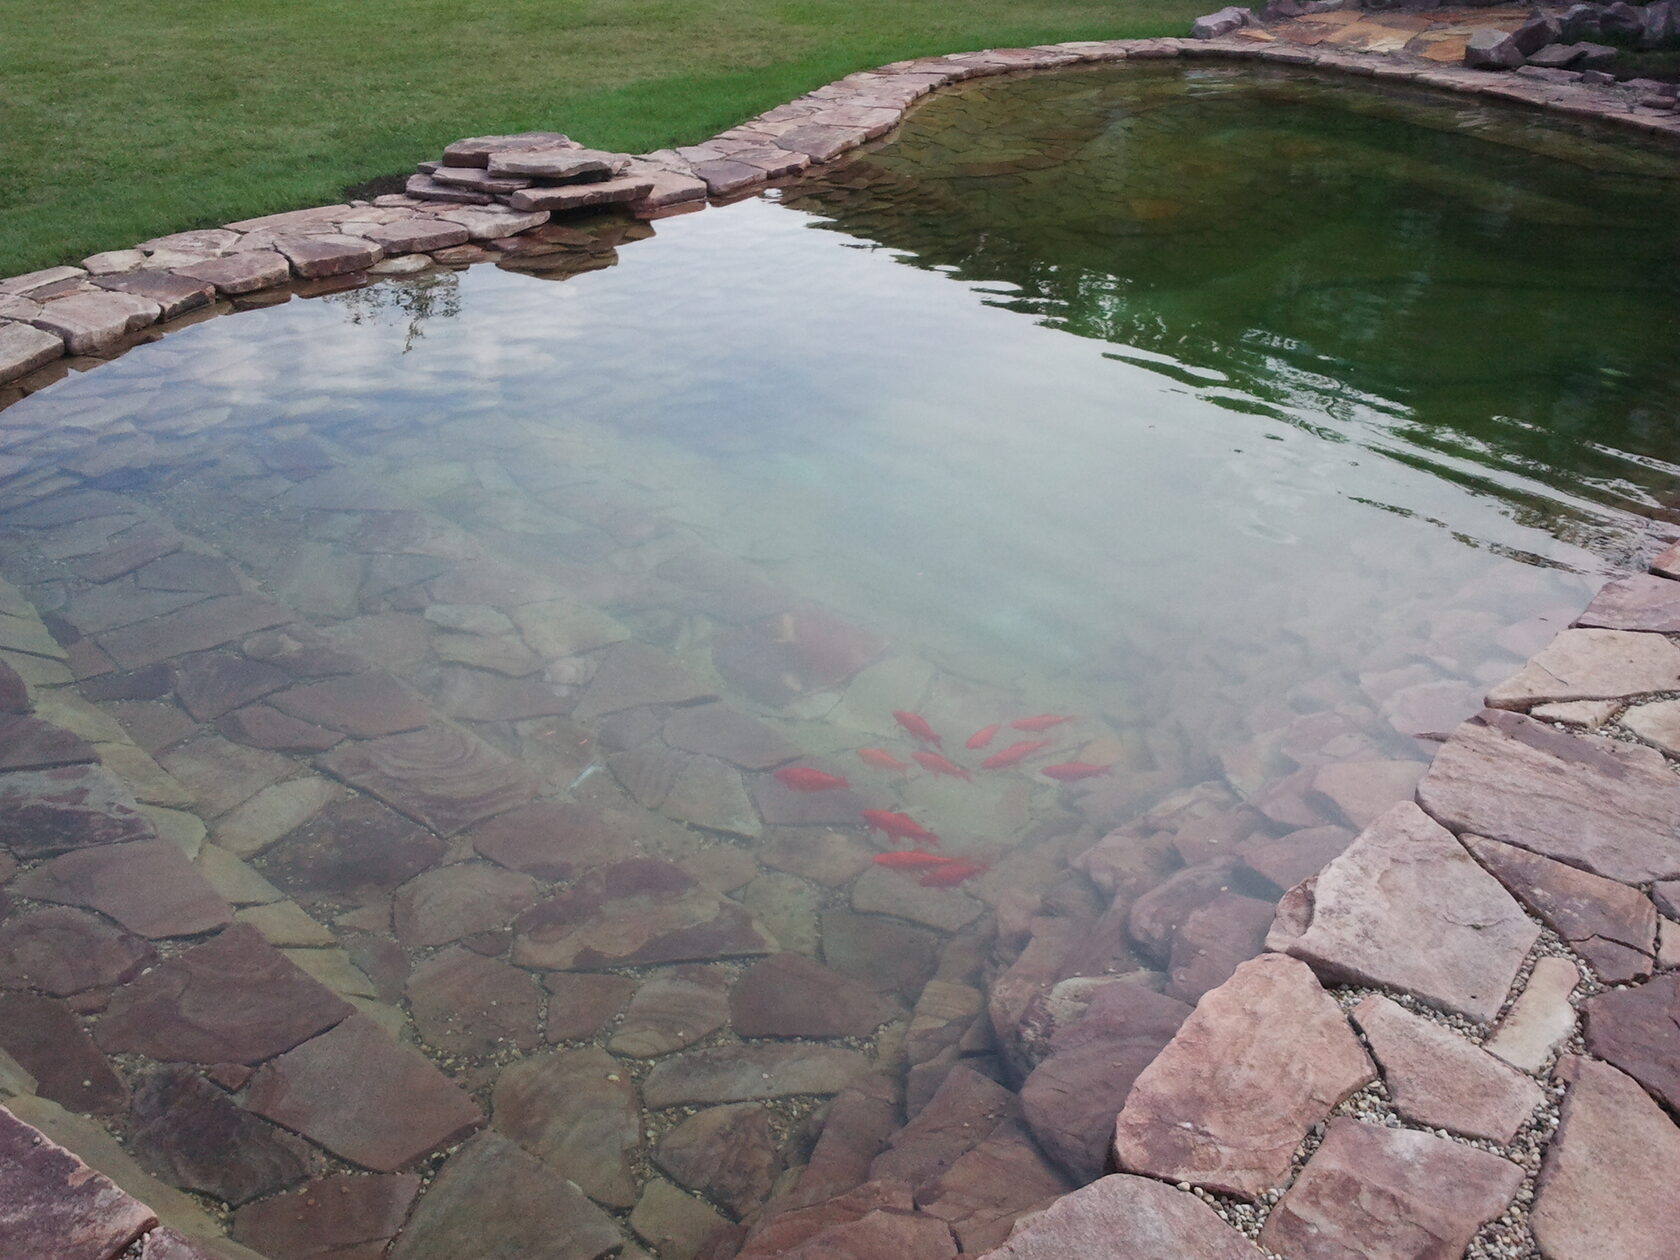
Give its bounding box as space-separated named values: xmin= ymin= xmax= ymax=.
xmin=892 ymin=711 xmax=942 ymax=748
xmin=913 ymin=750 xmax=972 ymax=781
xmin=856 ymin=748 xmax=909 ymax=772
xmin=773 ymin=766 xmax=851 ymax=792
xmin=1041 ymin=762 xmax=1111 ymax=782
xmin=918 ymin=859 xmax=989 ymax=887
xmin=1010 ymin=714 xmax=1075 ymax=732
xmin=872 ymin=851 xmax=957 ymax=869
xmin=966 ymin=724 xmax=1001 ymax=750
xmin=981 ymin=740 xmax=1052 ymax=770
xmin=860 ymin=809 xmax=941 ymax=844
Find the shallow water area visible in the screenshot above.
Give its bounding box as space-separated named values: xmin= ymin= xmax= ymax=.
xmin=0 ymin=61 xmax=1678 ymax=1256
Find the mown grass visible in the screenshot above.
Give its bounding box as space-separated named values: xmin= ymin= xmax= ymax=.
xmin=0 ymin=0 xmax=1203 ymax=275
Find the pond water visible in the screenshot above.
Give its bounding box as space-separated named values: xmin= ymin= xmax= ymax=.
xmin=2 ymin=62 xmax=1679 ymax=1247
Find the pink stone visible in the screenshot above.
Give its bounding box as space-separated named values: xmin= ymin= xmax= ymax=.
xmin=318 ymin=723 xmax=537 ymax=836
xmin=1308 ymin=759 xmax=1424 ymax=829
xmin=172 ymin=651 xmax=289 ymax=721
xmin=609 ymin=967 xmax=728 ymax=1058
xmin=643 ymin=1043 xmax=869 ymax=1107
xmin=173 ymin=251 xmax=291 ymax=295
xmin=391 ymin=862 xmax=540 ymax=948
xmin=0 ymin=714 xmax=97 ymax=771
xmin=872 ymin=1065 xmax=1018 ymax=1190
xmin=0 ymin=1107 xmax=157 ymax=1260
xmin=13 ymin=839 xmax=233 ymax=939
xmin=662 ymin=701 xmax=800 ymax=770
xmin=30 ymin=289 xmax=161 ymax=353
xmin=406 ymin=947 xmax=541 ymax=1056
xmin=572 ymin=641 xmax=715 ymax=720
xmin=1575 ymin=573 xmax=1680 ymax=631
xmin=0 ymin=992 xmax=130 ymax=1115
xmin=1165 ymin=891 xmax=1276 ymax=1003
xmin=272 ymin=233 xmax=382 ymax=278
xmin=914 ymin=1118 xmax=1071 ymax=1252
xmin=269 ymin=671 xmax=430 ymax=736
xmin=1581 ymin=973 xmax=1680 ymax=1113
xmin=0 ymin=906 xmax=154 ymax=995
xmin=358 ymin=217 xmax=471 ymax=252
xmin=656 ymin=1103 xmax=782 ymax=1217
xmin=128 ymin=1064 xmax=312 ymax=1205
xmin=0 ymin=763 xmax=153 ymax=857
xmin=469 ymin=800 xmax=638 ymax=881
xmin=1486 ymin=628 xmax=1680 ymax=708
xmin=491 ymin=1046 xmax=640 ymax=1207
xmin=96 ymin=594 xmax=294 ymax=669
xmin=232 ymin=1172 xmax=420 ymax=1260
xmin=730 ymin=952 xmax=899 ymax=1038
xmin=982 ymin=1174 xmax=1264 ymax=1260
xmin=544 ymin=971 xmax=635 ymax=1041
xmin=1238 ymin=825 xmax=1353 ymax=892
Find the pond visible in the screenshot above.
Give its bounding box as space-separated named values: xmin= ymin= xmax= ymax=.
xmin=1 ymin=61 xmax=1677 ymax=1254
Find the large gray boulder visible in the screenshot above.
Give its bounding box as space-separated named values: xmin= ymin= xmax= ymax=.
xmin=1190 ymin=6 xmax=1254 ymax=38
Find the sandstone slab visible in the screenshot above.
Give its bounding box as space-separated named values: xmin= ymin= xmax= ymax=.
xmin=731 ymin=952 xmax=899 ymax=1038
xmin=0 ymin=906 xmax=154 ymax=995
xmin=272 ymin=234 xmax=382 ymax=278
xmin=14 ymin=838 xmax=233 ymax=938
xmin=983 ymin=1173 xmax=1263 ymax=1260
xmin=269 ymin=672 xmax=429 ymax=736
xmin=1112 ymin=953 xmax=1373 ymax=1198
xmin=0 ymin=321 xmax=65 ymax=383
xmin=850 ymin=865 xmax=983 ymax=933
xmin=0 ymin=1107 xmax=157 ymax=1260
xmin=1575 ymin=573 xmax=1680 ymax=632
xmin=1165 ymin=891 xmax=1275 ymax=1003
xmin=1486 ymin=627 xmax=1680 ymax=707
xmin=0 ymin=992 xmax=129 ymax=1115
xmin=1280 ymin=802 xmax=1537 ymax=1021
xmin=391 ymin=862 xmax=539 ymax=947
xmin=873 ymin=1065 xmax=1018 ymax=1190
xmin=1309 ymin=759 xmax=1425 ymax=830
xmin=97 ymin=594 xmax=293 ymax=670
xmin=318 ymin=723 xmax=536 ymax=835
xmin=232 ymin=1171 xmax=420 ymax=1260
xmin=492 ymin=1046 xmax=640 ymax=1207
xmin=1259 ymin=1117 xmax=1522 ymax=1259
xmin=1239 ymin=825 xmax=1353 ymax=892
xmin=657 ymin=1103 xmax=781 ymax=1218
xmin=572 ymin=641 xmax=713 ymax=720
xmin=469 ymin=799 xmax=637 ymax=880
xmin=30 ymin=289 xmax=161 ymax=353
xmin=644 ymin=1042 xmax=870 ymax=1106
xmin=0 ymin=714 xmax=96 ymax=771
xmin=172 ymin=652 xmax=289 ymax=721
xmin=259 ymin=795 xmax=443 ymax=905
xmin=91 ymin=270 xmax=214 ymax=319
xmin=406 ymin=947 xmax=541 ymax=1056
xmin=914 ymin=1117 xmax=1070 ymax=1252
xmin=713 ymin=604 xmax=885 ymax=707
xmin=609 ymin=966 xmax=728 ymax=1057
xmin=128 ymin=1065 xmax=311 ymax=1205
xmin=663 ymin=701 xmax=799 ymax=770
xmin=0 ymin=763 xmax=153 ymax=857
xmin=174 ymin=251 xmax=291 ymax=295
xmin=544 ymin=971 xmax=635 ymax=1042
xmin=629 ymin=1178 xmax=729 ymax=1260
xmin=1485 ymin=955 xmax=1580 ymax=1071
xmin=1581 ymin=973 xmax=1680 ymax=1113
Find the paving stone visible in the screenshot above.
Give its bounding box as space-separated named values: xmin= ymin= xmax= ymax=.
xmin=1484 ymin=954 xmax=1580 ymax=1071
xmin=173 ymin=652 xmax=289 ymax=721
xmin=97 ymin=923 xmax=351 ymax=1064
xmin=1487 ymin=627 xmax=1680 ymax=708
xmin=431 ymin=632 xmax=542 ymax=676
xmin=72 ymin=524 xmax=185 ymax=584
xmin=1113 ymin=954 xmax=1373 ymax=1198
xmin=260 ymin=795 xmax=444 ymax=905
xmin=1020 ymin=983 xmax=1192 ymax=1182
xmin=1165 ymin=891 xmax=1276 ymax=1003
xmin=788 ymin=1082 xmax=900 ymax=1208
xmin=1350 ymin=995 xmax=1542 ymax=1142
xmin=1575 ymin=573 xmax=1680 ymax=632
xmin=508 ymin=175 xmax=656 ymax=212
xmin=429 ymin=666 xmax=574 ymax=721
xmin=271 ymin=234 xmax=382 ymax=278
xmin=1259 ymin=1117 xmax=1522 ymax=1259
xmin=428 ymin=204 xmax=552 ymax=240
xmin=730 ymin=952 xmax=898 ymax=1038
xmin=1238 ymin=825 xmax=1353 ymax=892
xmin=984 ymin=1172 xmax=1262 ymax=1260
xmin=391 ymin=862 xmax=540 ymax=948
xmin=1308 ymin=759 xmax=1424 ymax=830
xmin=491 ymin=1045 xmax=640 ymax=1207
xmin=268 ymin=672 xmax=429 ymax=736
xmin=0 ymin=1106 xmax=157 ymax=1260
xmin=232 ymin=1171 xmax=420 ymax=1260
xmin=128 ymin=1065 xmax=312 ymax=1205
xmin=235 ymin=901 xmax=335 ymax=947
xmin=91 ymin=270 xmax=215 ymax=319
xmin=174 ymin=251 xmax=292 ymax=295
xmin=761 ymin=828 xmax=875 ymax=886
xmin=712 ymin=604 xmax=885 ymax=707
xmin=739 ymin=872 xmax=821 ymax=956
xmin=357 ymin=217 xmax=471 ymax=252
xmin=217 ymin=703 xmax=345 ymax=752
xmin=1581 ymin=973 xmax=1680 ymax=1113
xmin=406 ymin=947 xmax=540 ymax=1056
xmin=0 ymin=321 xmax=66 ymax=384
xmin=1532 ymin=1056 xmax=1680 ymax=1260
xmin=97 ymin=594 xmax=293 ymax=670
xmin=1278 ymin=802 xmax=1537 ymax=1021
xmin=65 ymin=583 xmax=205 ymax=636
xmin=244 ymin=625 xmax=366 ymax=678
xmin=914 ymin=1118 xmax=1072 ymax=1253
xmin=572 ymin=641 xmax=714 ymax=720
xmin=0 ymin=992 xmax=130 ymax=1114
xmin=643 ymin=1042 xmax=871 ymax=1106
xmin=609 ymin=966 xmax=728 ymax=1057
xmin=662 ymin=701 xmax=799 ymax=770
xmin=136 ymin=1227 xmax=226 ymax=1260
xmin=195 ymin=847 xmax=282 ymax=906
xmin=656 ymin=1103 xmax=781 ymax=1218
xmin=507 ymin=598 xmax=629 ymax=660
xmin=629 ymin=1178 xmax=729 ymax=1260
xmin=469 ymin=800 xmax=638 ymax=880
xmin=246 ymin=1013 xmax=482 ymax=1172
xmin=30 ymin=290 xmax=161 ymax=353
xmin=512 ymin=857 xmax=776 ymax=969
xmin=906 ymin=978 xmax=982 ymax=1066
xmin=1467 ymin=835 xmax=1656 ymax=982
xmin=14 ymin=838 xmax=233 ymax=938
xmin=736 ymin=1180 xmax=918 ymax=1257
xmin=0 ymin=906 xmax=154 ymax=995
xmin=821 ymin=909 xmax=939 ymax=1000
xmin=318 ymin=723 xmax=537 ymax=835
xmin=386 ymin=1130 xmax=623 ymax=1260
xmin=1127 ymin=862 xmax=1244 ymax=960
xmin=1417 ymin=709 xmax=1680 ymax=884
xmin=0 ymin=762 xmax=153 ymax=857
xmin=215 ymin=776 xmax=344 ymax=857
xmin=850 ymin=865 xmax=983 ymax=933
xmin=544 ymin=971 xmax=635 ymax=1042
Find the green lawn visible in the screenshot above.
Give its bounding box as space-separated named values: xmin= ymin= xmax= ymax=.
xmin=0 ymin=0 xmax=1202 ymax=276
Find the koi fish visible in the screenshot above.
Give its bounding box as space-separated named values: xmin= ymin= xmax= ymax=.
xmin=872 ymin=850 xmax=957 ymax=869
xmin=913 ymin=750 xmax=972 ymax=781
xmin=1041 ymin=762 xmax=1111 ymax=782
xmin=966 ymin=724 xmax=1001 ymax=750
xmin=981 ymin=740 xmax=1052 ymax=770
xmin=1010 ymin=714 xmax=1075 ymax=732
xmin=860 ymin=809 xmax=941 ymax=844
xmin=892 ymin=711 xmax=942 ymax=747
xmin=856 ymin=748 xmax=909 ymax=772
xmin=773 ymin=766 xmax=851 ymax=792
xmin=918 ymin=859 xmax=989 ymax=887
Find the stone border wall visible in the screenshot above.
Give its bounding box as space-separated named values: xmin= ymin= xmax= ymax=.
xmin=2 ymin=32 xmax=1679 ymax=398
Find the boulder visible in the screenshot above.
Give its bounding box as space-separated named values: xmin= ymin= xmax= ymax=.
xmin=1190 ymin=6 xmax=1254 ymax=38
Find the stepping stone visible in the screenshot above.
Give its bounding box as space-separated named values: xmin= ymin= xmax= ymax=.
xmin=13 ymin=839 xmax=233 ymax=939
xmin=712 ymin=604 xmax=886 ymax=707
xmin=269 ymin=671 xmax=429 ymax=737
xmin=512 ymin=858 xmax=776 ymax=970
xmin=762 ymin=828 xmax=875 ymax=886
xmin=391 ymin=863 xmax=540 ymax=948
xmin=1487 ymin=628 xmax=1680 ymax=708
xmin=0 ymin=714 xmax=97 ymax=771
xmin=65 ymin=583 xmax=205 ymax=636
xmin=0 ymin=763 xmax=153 ymax=857
xmin=172 ymin=652 xmax=290 ymax=722
xmin=656 ymin=1103 xmax=781 ymax=1217
xmin=730 ymin=952 xmax=898 ymax=1038
xmin=821 ymin=909 xmax=939 ymax=999
xmin=173 ymin=250 xmax=292 ymax=295
xmin=441 ymin=131 xmax=572 ymax=166
xmin=1582 ymin=973 xmax=1680 ymax=1113
xmin=1575 ymin=573 xmax=1680 ymax=632
xmin=507 ymin=598 xmax=628 ymax=660
xmin=850 ymin=865 xmax=984 ymax=933
xmin=572 ymin=641 xmax=714 ymax=720
xmin=91 ymin=271 xmax=214 ymax=319
xmin=156 ymin=734 xmax=296 ymax=819
xmin=608 ymin=966 xmax=728 ymax=1057
xmin=1485 ymin=955 xmax=1580 ymax=1071
xmin=96 ymin=923 xmax=351 ymax=1064
xmin=984 ymin=1173 xmax=1262 ymax=1260
xmin=245 ymin=1013 xmax=482 ymax=1171
xmin=259 ymin=795 xmax=444 ymax=904
xmin=0 ymin=1107 xmax=157 ymax=1260
xmin=406 ymin=947 xmax=540 ymax=1056
xmin=357 ymin=217 xmax=470 ymax=252
xmin=628 ymin=1178 xmax=729 ymax=1259
xmin=507 ymin=175 xmax=656 ymax=213
xmin=0 ymin=906 xmax=154 ymax=995
xmin=1021 ymin=984 xmax=1193 ymax=1182
xmin=318 ymin=724 xmax=536 ymax=836
xmin=431 ymin=633 xmax=542 ymax=677
xmin=1275 ymin=802 xmax=1537 ymax=1021
xmin=387 ymin=1129 xmax=622 ymax=1260
xmin=1259 ymin=1118 xmax=1522 ymax=1259
xmin=214 ymin=777 xmax=344 ymax=858
xmin=491 ymin=1046 xmax=640 ymax=1207
xmin=469 ymin=800 xmax=637 ymax=880
xmin=128 ymin=1065 xmax=311 ymax=1205
xmin=0 ymin=992 xmax=130 ymax=1115
xmin=487 ymin=147 xmax=622 ymax=178
xmin=643 ymin=1043 xmax=871 ymax=1106
xmin=1113 ymin=954 xmax=1373 ymax=1198
xmin=1532 ymin=1056 xmax=1680 ymax=1260
xmin=1417 ymin=709 xmax=1680 ymax=884
xmin=1350 ymin=995 xmax=1542 ymax=1143
xmin=662 ymin=702 xmax=799 ymax=770
xmin=544 ymin=972 xmax=635 ymax=1042
xmin=97 ymin=594 xmax=293 ymax=670
xmin=232 ymin=1172 xmax=420 ymax=1259
xmin=1466 ymin=836 xmax=1657 ymax=982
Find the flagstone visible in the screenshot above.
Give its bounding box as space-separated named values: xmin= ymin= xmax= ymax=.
xmin=662 ymin=701 xmax=800 ymax=769
xmin=96 ymin=594 xmax=294 ymax=669
xmin=431 ymin=666 xmax=574 ymax=721
xmin=406 ymin=947 xmax=541 ymax=1056
xmin=91 ymin=271 xmax=215 ymax=320
xmin=850 ymin=865 xmax=984 ymax=933
xmin=731 ymin=952 xmax=899 ymax=1038
xmin=0 ymin=992 xmax=130 ymax=1115
xmin=432 ymin=631 xmax=542 ymax=676
xmin=173 ymin=251 xmax=292 ymax=295
xmin=608 ymin=965 xmax=729 ymax=1057
xmin=269 ymin=671 xmax=429 ymax=736
xmin=259 ymin=795 xmax=444 ymax=905
xmin=318 ymin=723 xmax=537 ymax=835
xmin=1484 ymin=955 xmax=1579 ymax=1071
xmin=629 ymin=1178 xmax=729 ymax=1260
xmin=246 ymin=1013 xmax=482 ymax=1172
xmin=643 ymin=1042 xmax=871 ymax=1106
xmin=0 ymin=321 xmax=65 ymax=384
xmin=71 ymin=523 xmax=184 ymax=583
xmin=0 ymin=713 xmax=96 ymax=771
xmin=572 ymin=641 xmax=714 ymax=720
xmin=391 ymin=862 xmax=540 ymax=948
xmin=713 ymin=603 xmax=886 ymax=706
xmin=657 ymin=1103 xmax=782 ymax=1217
xmin=97 ymin=923 xmax=350 ymax=1064
xmin=491 ymin=1046 xmax=640 ymax=1207
xmin=761 ymin=828 xmax=875 ymax=885
xmin=30 ymin=290 xmax=161 ymax=354
xmin=1581 ymin=973 xmax=1680 ymax=1113
xmin=232 ymin=1172 xmax=420 ymax=1260
xmin=0 ymin=1107 xmax=157 ymax=1260
xmin=544 ymin=971 xmax=636 ymax=1041
xmin=1575 ymin=573 xmax=1680 ymax=632
xmin=1486 ymin=627 xmax=1680 ymax=708
xmin=14 ymin=838 xmax=233 ymax=939
xmin=0 ymin=906 xmax=154 ymax=995
xmin=985 ymin=1173 xmax=1262 ymax=1260
xmin=469 ymin=799 xmax=638 ymax=880
xmin=508 ymin=597 xmax=628 ymax=659
xmin=0 ymin=763 xmax=153 ymax=858
xmin=217 ymin=703 xmax=345 ymax=752
xmin=749 ymin=767 xmax=873 ymax=826
xmin=128 ymin=1065 xmax=312 ymax=1206
xmin=172 ymin=652 xmax=289 ymax=721
xmin=214 ymin=776 xmax=344 ymax=858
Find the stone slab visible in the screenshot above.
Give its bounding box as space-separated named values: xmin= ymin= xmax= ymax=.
xmin=0 ymin=1106 xmax=157 ymax=1260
